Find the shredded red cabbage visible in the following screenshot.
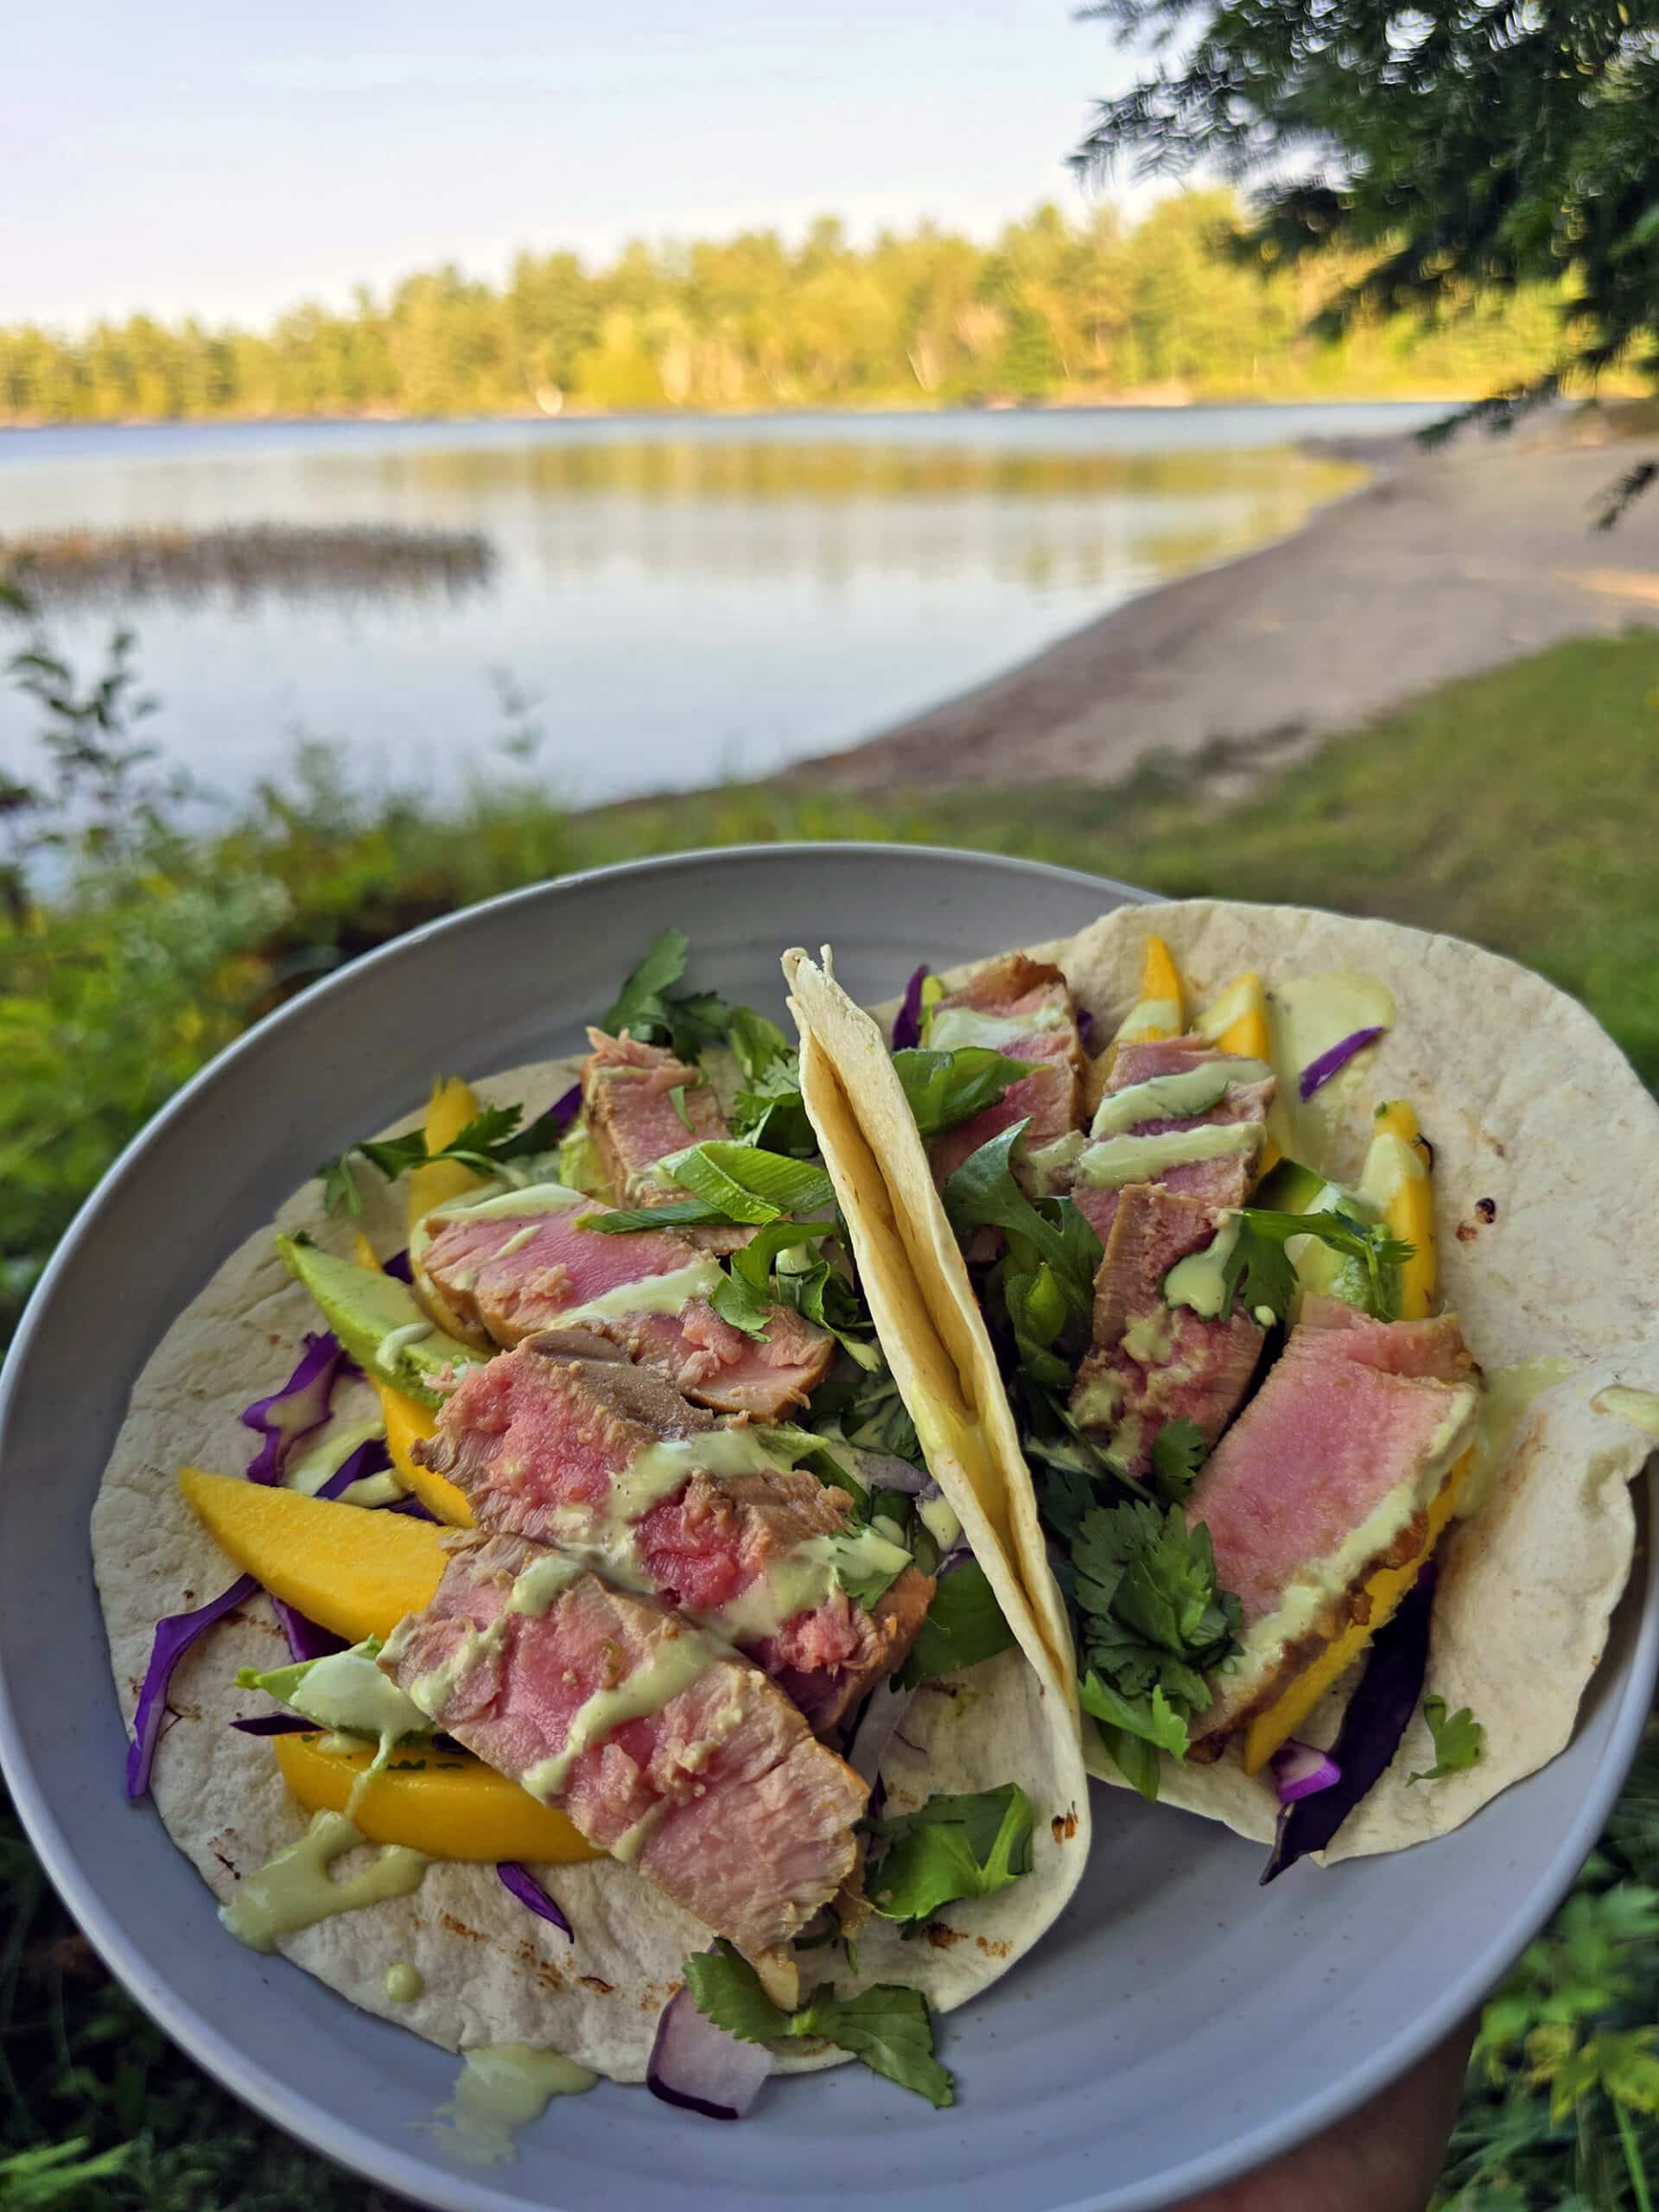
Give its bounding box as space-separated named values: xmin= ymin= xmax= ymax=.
xmin=647 ymin=1970 xmax=770 ymax=2120
xmin=241 ymin=1332 xmax=346 ymax=1484
xmin=892 ymin=964 xmax=931 ymax=1051
xmin=382 ymin=1246 xmax=415 ymax=1284
xmin=1261 ymin=1562 xmax=1437 ymax=1884
xmin=268 ymin=1440 xmax=391 ymax=1661
xmin=1299 ymin=1026 xmax=1385 ymax=1103
xmin=496 ymin=1861 xmax=574 ymax=1936
xmin=550 ymin=1080 xmax=582 ymax=1130
xmin=1270 ymin=1738 xmax=1342 ymax=1804
xmin=127 ymin=1577 xmax=259 ymax=1799
xmin=230 ymin=1713 xmax=318 ymax=1737
xmin=1077 ymin=1006 xmax=1095 ymax=1049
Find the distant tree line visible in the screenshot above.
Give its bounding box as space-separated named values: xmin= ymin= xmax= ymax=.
xmin=1 ymin=195 xmax=1574 ymax=425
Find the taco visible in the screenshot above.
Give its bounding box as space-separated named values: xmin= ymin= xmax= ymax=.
xmin=785 ymin=900 xmax=1659 ymax=1872
xmin=93 ymin=931 xmax=1088 ymax=2126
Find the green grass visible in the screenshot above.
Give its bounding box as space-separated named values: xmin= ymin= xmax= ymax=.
xmin=3 ymin=623 xmax=1659 ymax=2205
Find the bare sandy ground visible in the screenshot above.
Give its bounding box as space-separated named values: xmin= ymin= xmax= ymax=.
xmin=798 ymin=418 xmax=1659 ymax=792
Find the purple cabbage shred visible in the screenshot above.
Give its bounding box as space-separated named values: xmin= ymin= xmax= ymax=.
xmin=241 ymin=1332 xmax=346 ymax=1484
xmin=892 ymin=964 xmax=930 ymax=1051
xmin=1299 ymin=1026 xmax=1385 ymax=1103
xmin=497 ymin=1861 xmax=574 ymax=1936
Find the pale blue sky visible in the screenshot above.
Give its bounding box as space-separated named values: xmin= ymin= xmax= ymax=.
xmin=5 ymin=2 xmax=1147 ymax=328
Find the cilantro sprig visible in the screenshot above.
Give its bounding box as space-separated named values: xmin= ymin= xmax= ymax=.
xmin=1408 ymin=1694 xmax=1485 ymax=1784
xmin=318 ymin=1100 xmax=570 ymax=1218
xmin=600 ymin=927 xmax=730 ymax=1059
xmin=1176 ymin=1206 xmax=1415 ymax=1327
xmin=1149 ymin=1417 xmax=1207 ymax=1503
xmin=682 ymin=1942 xmax=954 ymax=2107
xmin=868 ymin=1785 xmax=1035 ymax=1925
xmin=896 ymin=1558 xmax=1017 ymax=1688
xmin=1072 ymin=1500 xmax=1243 ymax=1801
xmin=893 ymin=1047 xmax=1035 ymax=1141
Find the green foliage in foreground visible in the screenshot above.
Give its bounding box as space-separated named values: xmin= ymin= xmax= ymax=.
xmin=5 ymin=604 xmax=1659 ymax=2201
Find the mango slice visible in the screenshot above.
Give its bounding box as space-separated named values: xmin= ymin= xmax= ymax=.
xmin=408 ymin=1075 xmax=486 ymax=1231
xmin=178 ymin=1465 xmax=445 ymax=1642
xmin=1370 ymin=1099 xmax=1437 ymax=1320
xmin=1114 ymin=934 xmax=1185 ymax=1045
xmin=367 ymin=1376 xmax=474 ymax=1527
xmin=1243 ymin=1446 xmax=1472 ymax=1773
xmin=271 ymin=1732 xmax=601 ymax=1864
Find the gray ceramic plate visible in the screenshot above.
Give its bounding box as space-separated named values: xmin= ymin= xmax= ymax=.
xmin=2 ymin=845 xmax=1655 ymax=2212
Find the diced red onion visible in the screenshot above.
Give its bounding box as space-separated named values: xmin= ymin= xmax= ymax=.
xmin=846 ymin=1678 xmax=917 ymax=1794
xmin=1270 ymin=1738 xmax=1341 ymax=1804
xmin=127 ymin=1577 xmax=259 ymax=1800
xmin=496 ymin=1861 xmax=573 ymax=1937
xmin=1262 ymin=1561 xmax=1438 ymax=1884
xmin=1299 ymin=1027 xmax=1385 ymax=1103
xmin=241 ymin=1332 xmax=346 ymax=1484
xmin=647 ymin=1973 xmax=771 ymax=2121
xmin=892 ymin=964 xmax=931 ymax=1051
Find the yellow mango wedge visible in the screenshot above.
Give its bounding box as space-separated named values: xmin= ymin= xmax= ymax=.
xmin=1195 ymin=969 xmax=1279 ymax=1173
xmin=271 ymin=1732 xmax=601 ymax=1864
xmin=367 ymin=1375 xmax=474 ymax=1527
xmin=1113 ymin=934 xmax=1185 ymax=1045
xmin=408 ymin=1075 xmax=486 ymax=1230
xmin=1370 ymin=1099 xmax=1438 ymax=1320
xmin=1243 ymin=1447 xmax=1472 ymax=1773
xmin=178 ymin=1466 xmax=445 ymax=1642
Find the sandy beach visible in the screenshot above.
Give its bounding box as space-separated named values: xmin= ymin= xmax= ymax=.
xmin=803 ymin=414 xmax=1659 ymax=792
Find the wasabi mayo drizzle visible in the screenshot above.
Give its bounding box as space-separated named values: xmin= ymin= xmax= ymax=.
xmin=925 ymin=1000 xmax=1069 ymax=1055
xmin=1457 ymin=1358 xmax=1579 ymax=1520
xmin=1162 ymin=1220 xmax=1242 ymax=1319
xmin=284 ymin=1374 xmax=399 ymax=1506
xmin=423 ymin=2045 xmax=596 ymax=2166
xmin=427 ymin=1179 xmax=589 ymax=1226
xmin=385 ymin=1962 xmax=424 ymax=2003
xmin=219 ymin=1811 xmax=426 ymax=1953
xmin=1116 ymin=995 xmax=1181 ymax=1044
xmin=1593 ymin=1385 xmax=1659 ymax=1440
xmin=554 ymin=1255 xmax=724 ymax=1328
xmin=521 ymin=1624 xmax=724 ymax=1801
xmin=1088 ymin=1059 xmax=1272 ymax=1141
xmin=376 ymin=1320 xmax=435 ymax=1376
xmin=1075 ymin=1122 xmax=1261 ymax=1192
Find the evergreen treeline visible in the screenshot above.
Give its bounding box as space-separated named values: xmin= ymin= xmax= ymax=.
xmin=2 ymin=196 xmax=1568 ymax=424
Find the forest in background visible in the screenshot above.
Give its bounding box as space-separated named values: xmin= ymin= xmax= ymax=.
xmin=0 ymin=193 xmax=1576 ymax=424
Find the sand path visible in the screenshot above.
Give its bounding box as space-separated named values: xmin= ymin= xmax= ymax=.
xmin=798 ymin=420 xmax=1659 ymax=791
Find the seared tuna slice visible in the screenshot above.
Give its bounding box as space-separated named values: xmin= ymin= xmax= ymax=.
xmin=1183 ymin=1310 xmax=1479 ymax=1751
xmin=381 ymin=1532 xmax=868 ymax=1960
xmin=582 ymin=1029 xmax=728 ymax=1203
xmin=1297 ymin=1295 xmax=1478 ymax=1384
xmin=1069 ymin=1185 xmax=1264 ymax=1478
xmin=927 ymin=954 xmax=1087 ymax=1185
xmin=416 ymin=1336 xmax=934 ymax=1727
xmin=1069 ymin=1037 xmax=1274 ymax=1250
xmin=420 ymin=1192 xmax=835 ymax=1418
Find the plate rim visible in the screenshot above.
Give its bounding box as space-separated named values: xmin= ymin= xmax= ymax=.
xmin=1 ymin=839 xmax=1652 ymax=2212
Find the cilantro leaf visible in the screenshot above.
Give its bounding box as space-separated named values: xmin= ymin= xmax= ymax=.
xmin=682 ymin=1942 xmax=954 ymax=2107
xmin=709 ymin=1218 xmax=836 ymax=1340
xmin=728 ymin=1007 xmax=793 ymax=1084
xmin=892 ymin=1047 xmax=1035 ymax=1141
xmin=598 ymin=931 xmax=731 ymax=1060
xmin=1173 ymin=1207 xmax=1416 ymax=1326
xmin=1070 ymin=1502 xmax=1242 ymax=1800
xmin=1409 ymin=1695 xmax=1485 ymax=1783
xmin=1150 ymin=1418 xmax=1207 ymax=1503
xmin=943 ymin=1122 xmax=1101 ymax=1318
xmin=812 ymin=1360 xmax=925 ymax=1465
xmin=897 ymin=1559 xmax=1016 ymax=1688
xmin=318 ymin=1099 xmax=570 ymax=1217
xmin=776 ymin=1244 xmax=884 ymax=1370
xmin=869 ymin=1784 xmax=1034 ymax=1923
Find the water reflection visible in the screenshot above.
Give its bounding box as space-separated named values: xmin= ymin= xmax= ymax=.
xmin=0 ymin=416 xmax=1366 ymax=805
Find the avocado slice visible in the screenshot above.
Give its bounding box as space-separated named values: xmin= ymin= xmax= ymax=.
xmin=276 ymin=1236 xmax=489 ymax=1408
xmin=1251 ymin=1157 xmax=1379 ymax=1308
xmin=1253 ymin=1157 xmax=1325 ymax=1214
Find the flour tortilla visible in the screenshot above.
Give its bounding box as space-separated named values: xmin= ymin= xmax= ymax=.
xmin=92 ymin=1058 xmax=1090 ymax=2083
xmin=786 ymin=902 xmax=1659 ymax=1859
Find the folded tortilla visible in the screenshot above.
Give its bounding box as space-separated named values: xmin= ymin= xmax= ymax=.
xmin=92 ymin=1055 xmax=1090 ymax=2082
xmin=786 ymin=902 xmax=1659 ymax=1859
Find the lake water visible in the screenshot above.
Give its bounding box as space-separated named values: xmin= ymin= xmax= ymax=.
xmin=0 ymin=404 xmax=1446 ymax=809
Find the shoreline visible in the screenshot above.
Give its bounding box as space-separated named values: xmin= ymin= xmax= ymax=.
xmin=793 ymin=414 xmax=1659 ymax=796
